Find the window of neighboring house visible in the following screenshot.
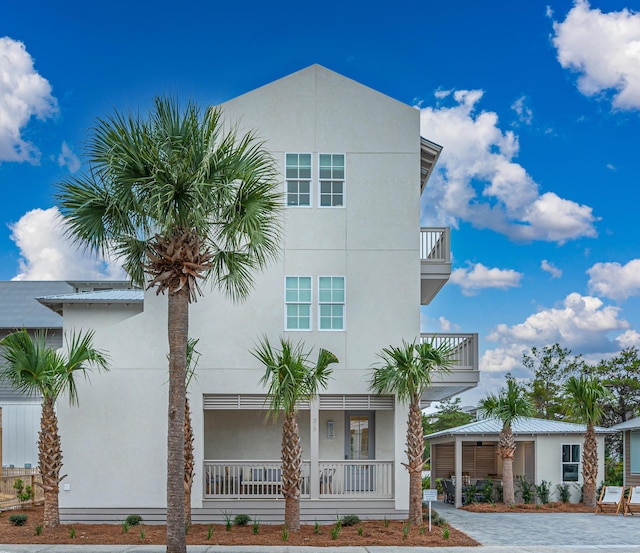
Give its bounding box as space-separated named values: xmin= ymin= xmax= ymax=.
xmin=562 ymin=443 xmax=581 ymax=482
xmin=285 ymin=276 xmax=312 ymax=330
xmin=631 ymin=431 xmax=640 ymax=474
xmin=318 ymin=276 xmax=345 ymax=330
xmin=285 ymin=153 xmax=312 ymax=207
xmin=318 ymin=153 xmax=345 ymax=207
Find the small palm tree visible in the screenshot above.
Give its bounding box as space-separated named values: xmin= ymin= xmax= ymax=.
xmin=0 ymin=329 xmax=108 ymax=528
xmin=564 ymin=374 xmax=611 ymax=507
xmin=183 ymin=338 xmax=200 ymax=526
xmin=56 ymin=96 xmax=281 ymax=553
xmin=478 ymin=376 xmax=533 ymax=505
xmin=253 ymin=337 xmax=338 ymax=532
xmin=370 ymin=338 xmax=454 ymax=525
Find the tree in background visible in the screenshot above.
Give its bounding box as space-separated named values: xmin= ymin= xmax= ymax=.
xmin=371 ymin=339 xmax=454 ymax=525
xmin=522 ymin=344 xmax=583 ymax=420
xmin=563 ymin=375 xmax=611 ymax=507
xmin=423 ymin=397 xmax=473 ymax=461
xmin=478 ymin=376 xmax=534 ymax=505
xmin=253 ymin=337 xmax=337 ymax=532
xmin=0 ymin=330 xmax=108 ymax=528
xmin=56 ymin=97 xmax=281 ymax=553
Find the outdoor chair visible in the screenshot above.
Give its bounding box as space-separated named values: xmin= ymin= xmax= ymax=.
xmin=595 ymin=485 xmax=624 ymax=515
xmin=624 ymin=486 xmax=640 ymax=515
xmin=442 ymin=479 xmax=455 ymax=504
xmin=319 ymin=468 xmax=335 ymax=494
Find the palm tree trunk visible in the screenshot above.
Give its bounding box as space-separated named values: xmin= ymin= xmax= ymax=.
xmin=184 ymin=396 xmax=194 ymax=526
xmin=282 ymin=412 xmax=301 ymax=532
xmin=582 ymin=423 xmax=598 ymax=507
xmin=499 ymin=425 xmax=516 ymax=505
xmin=166 ymin=287 xmax=188 ymax=553
xmin=39 ymin=396 xmax=62 ymax=528
xmin=406 ymin=395 xmax=424 ymax=525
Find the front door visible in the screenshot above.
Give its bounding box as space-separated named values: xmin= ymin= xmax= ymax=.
xmin=345 ymin=411 xmax=375 ymax=491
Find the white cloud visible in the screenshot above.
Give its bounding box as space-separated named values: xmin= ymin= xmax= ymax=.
xmin=487 ymin=292 xmax=628 ymax=355
xmin=552 ymin=1 xmax=640 ymax=110
xmin=420 ymin=312 xmax=460 ymax=333
xmin=450 ymin=262 xmax=523 ymax=296
xmin=606 ymin=163 xmax=616 ymax=171
xmin=541 ymin=259 xmax=562 ymax=278
xmin=419 ymin=89 xmax=598 ymax=243
xmin=0 ymin=37 xmax=58 ymax=163
xmin=617 ymin=330 xmax=640 ymax=349
xmin=9 ymin=207 xmax=125 ymax=281
xmin=511 ymin=95 xmax=533 ymax=125
xmin=57 ymin=142 xmax=81 ymax=173
xmin=587 ymin=259 xmax=640 ymax=301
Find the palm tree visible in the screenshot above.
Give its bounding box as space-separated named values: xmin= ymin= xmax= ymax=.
xmin=0 ymin=329 xmax=108 ymax=528
xmin=563 ymin=374 xmax=611 ymax=507
xmin=56 ymin=97 xmax=281 ymax=553
xmin=478 ymin=376 xmax=533 ymax=505
xmin=253 ymin=337 xmax=338 ymax=532
xmin=370 ymin=338 xmax=454 ymax=525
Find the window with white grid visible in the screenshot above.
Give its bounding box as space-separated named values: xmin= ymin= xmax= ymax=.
xmin=319 ymin=154 xmax=345 ymax=207
xmin=318 ymin=276 xmax=345 ymax=330
xmin=285 ymin=276 xmax=312 ymax=330
xmin=285 ymin=153 xmax=312 ymax=207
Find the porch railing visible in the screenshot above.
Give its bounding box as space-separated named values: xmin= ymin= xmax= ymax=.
xmin=203 ymin=460 xmax=393 ymax=499
xmin=420 ymin=227 xmax=450 ymax=263
xmin=420 ymin=333 xmax=478 ymax=369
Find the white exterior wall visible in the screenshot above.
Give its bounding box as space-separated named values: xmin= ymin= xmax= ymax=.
xmin=536 ymin=434 xmax=607 ymax=503
xmin=56 ymin=65 xmax=421 ymax=514
xmin=1 ymin=403 xmax=40 ymax=468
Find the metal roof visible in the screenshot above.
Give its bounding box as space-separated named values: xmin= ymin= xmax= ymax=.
xmin=0 ymin=281 xmax=71 ymax=328
xmin=425 ymin=416 xmax=614 ymax=439
xmin=611 ymin=417 xmax=640 ymax=431
xmin=37 ymin=289 xmax=144 ymax=315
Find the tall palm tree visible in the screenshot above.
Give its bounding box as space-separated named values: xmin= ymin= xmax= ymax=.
xmin=0 ymin=329 xmax=108 ymax=528
xmin=56 ymin=97 xmax=281 ymax=553
xmin=478 ymin=377 xmax=533 ymax=505
xmin=563 ymin=374 xmax=611 ymax=507
xmin=253 ymin=337 xmax=337 ymax=532
xmin=370 ymin=338 xmax=454 ymax=525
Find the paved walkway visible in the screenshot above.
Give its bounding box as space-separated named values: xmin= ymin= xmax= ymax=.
xmin=2 ymin=502 xmax=640 ymax=552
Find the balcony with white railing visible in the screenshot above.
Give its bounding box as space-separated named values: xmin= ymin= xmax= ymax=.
xmin=420 ymin=332 xmax=479 ymax=402
xmin=203 ymin=460 xmax=394 ymax=500
xmin=420 ymin=227 xmax=451 ymax=305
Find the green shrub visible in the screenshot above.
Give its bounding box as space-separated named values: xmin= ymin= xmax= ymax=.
xmin=12 ymin=478 xmax=33 ymax=504
xmin=422 ymin=475 xmax=430 ymax=489
xmin=516 ymin=476 xmax=535 ymax=504
xmin=234 ymin=513 xmax=251 ymax=526
xmin=9 ymin=513 xmax=28 ymax=526
xmin=125 ymin=514 xmax=143 ymax=526
xmin=535 ymin=480 xmax=551 ymax=504
xmin=341 ymin=514 xmax=360 ymax=527
xmin=35 ymin=524 xmax=43 ymax=535
xmin=556 ymin=483 xmax=571 ymax=503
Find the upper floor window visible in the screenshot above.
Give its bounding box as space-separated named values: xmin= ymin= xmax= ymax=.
xmin=285 ymin=276 xmax=312 ymax=330
xmin=318 ymin=276 xmax=345 ymax=330
xmin=562 ymin=443 xmax=580 ymax=482
xmin=285 ymin=153 xmax=312 ymax=207
xmin=319 ymin=154 xmax=345 ymax=207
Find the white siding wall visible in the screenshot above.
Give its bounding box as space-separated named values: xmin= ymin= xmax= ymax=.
xmin=1 ymin=403 xmax=40 ymax=468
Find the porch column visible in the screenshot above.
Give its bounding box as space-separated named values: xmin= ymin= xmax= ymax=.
xmin=455 ymin=437 xmax=462 ymax=507
xmin=310 ymin=398 xmax=320 ymax=499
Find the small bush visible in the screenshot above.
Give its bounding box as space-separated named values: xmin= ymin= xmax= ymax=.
xmin=442 ymin=524 xmax=450 ymax=539
xmin=556 ymin=483 xmax=571 ymax=503
xmin=206 ymin=525 xmax=213 ymax=540
xmin=12 ymin=478 xmax=33 ymax=504
xmin=281 ymin=527 xmax=288 ymax=542
xmin=402 ymin=522 xmax=410 ymax=540
xmin=516 ymin=476 xmax=535 ymax=504
xmin=69 ymin=527 xmax=76 ymax=539
xmin=125 ymin=514 xmax=143 ymax=526
xmin=234 ymin=513 xmax=251 ymax=526
xmin=535 ymin=480 xmax=551 ymax=504
xmin=122 ymin=521 xmax=130 ymax=534
xmin=330 ymin=525 xmax=341 ymax=540
xmin=35 ymin=524 xmax=43 ymax=535
xmin=9 ymin=513 xmax=28 ymax=526
xmin=341 ymin=514 xmax=360 ymax=527
xmin=314 ymin=519 xmax=320 ymax=534
xmin=357 ymin=525 xmax=363 ymax=536
xmin=252 ymin=518 xmax=260 ymax=535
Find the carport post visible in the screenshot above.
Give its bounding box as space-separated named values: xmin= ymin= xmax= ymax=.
xmin=455 ymin=437 xmax=462 ymax=507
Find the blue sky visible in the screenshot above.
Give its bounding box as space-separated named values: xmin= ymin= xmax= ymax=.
xmin=1 ymin=0 xmax=639 ymax=403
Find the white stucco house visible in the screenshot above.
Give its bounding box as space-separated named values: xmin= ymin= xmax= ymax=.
xmin=426 ymin=417 xmax=613 ymax=506
xmin=611 ymin=417 xmax=640 ymax=488
xmin=36 ymin=65 xmax=479 ymax=523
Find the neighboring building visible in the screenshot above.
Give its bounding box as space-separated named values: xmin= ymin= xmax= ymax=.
xmin=38 ymin=65 xmax=480 ymax=523
xmin=0 ymin=281 xmax=133 ymax=469
xmin=426 ymin=417 xmax=613 ymax=505
xmin=611 ymin=417 xmax=640 ymax=487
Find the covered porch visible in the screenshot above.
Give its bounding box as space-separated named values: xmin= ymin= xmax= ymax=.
xmin=201 ymin=394 xmax=397 ymax=506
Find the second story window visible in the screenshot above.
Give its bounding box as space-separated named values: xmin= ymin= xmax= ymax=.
xmin=285 ymin=153 xmax=312 ymax=207
xmin=319 ymin=153 xmax=345 ymax=207
xmin=318 ymin=276 xmax=345 ymax=330
xmin=285 ymin=276 xmax=312 ymax=330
